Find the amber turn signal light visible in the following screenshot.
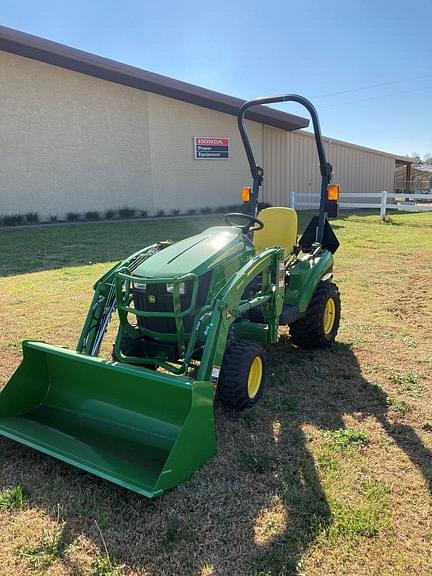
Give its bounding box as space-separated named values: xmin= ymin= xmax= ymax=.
xmin=327 ymin=184 xmax=340 ymax=201
xmin=241 ymin=186 xmax=251 ymax=202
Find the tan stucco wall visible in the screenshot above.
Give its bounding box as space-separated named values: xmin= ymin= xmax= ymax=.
xmin=0 ymin=51 xmax=153 ymax=219
xmin=0 ymin=51 xmax=262 ymax=220
xmin=147 ymin=93 xmax=262 ymax=212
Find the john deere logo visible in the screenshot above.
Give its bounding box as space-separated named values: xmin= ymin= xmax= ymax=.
xmin=148 ymin=295 xmax=156 ymax=304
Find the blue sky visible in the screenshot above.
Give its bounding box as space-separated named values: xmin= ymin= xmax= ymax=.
xmin=2 ymin=0 xmax=431 ymax=156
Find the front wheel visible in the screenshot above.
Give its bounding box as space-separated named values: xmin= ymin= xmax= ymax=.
xmin=289 ymin=281 xmax=341 ymax=348
xmin=217 ymin=340 xmax=267 ymax=409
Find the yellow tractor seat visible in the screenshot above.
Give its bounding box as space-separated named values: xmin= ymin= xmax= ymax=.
xmin=253 ymin=207 xmax=298 ymax=257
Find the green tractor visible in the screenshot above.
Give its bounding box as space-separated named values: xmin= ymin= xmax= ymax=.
xmin=0 ymin=95 xmax=341 ymax=498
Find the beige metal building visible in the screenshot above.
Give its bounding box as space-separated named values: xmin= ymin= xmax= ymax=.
xmin=0 ymin=26 xmax=410 ymax=221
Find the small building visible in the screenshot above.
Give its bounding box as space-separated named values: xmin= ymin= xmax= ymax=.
xmin=395 ymin=163 xmax=432 ymax=194
xmin=0 ymin=26 xmax=412 ymax=220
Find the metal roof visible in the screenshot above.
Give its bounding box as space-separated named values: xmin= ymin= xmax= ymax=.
xmin=0 ymin=25 xmax=309 ymax=132
xmin=294 ymin=129 xmax=415 ymax=164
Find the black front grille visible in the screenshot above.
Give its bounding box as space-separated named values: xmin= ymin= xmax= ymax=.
xmin=131 ymin=271 xmax=211 ymax=334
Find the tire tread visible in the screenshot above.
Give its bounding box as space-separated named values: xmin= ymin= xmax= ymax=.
xmin=218 ymin=340 xmax=266 ymax=409
xmin=289 ymin=281 xmax=340 ymax=349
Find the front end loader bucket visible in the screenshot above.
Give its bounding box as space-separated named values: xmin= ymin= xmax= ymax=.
xmin=0 ymin=342 xmax=216 ymax=497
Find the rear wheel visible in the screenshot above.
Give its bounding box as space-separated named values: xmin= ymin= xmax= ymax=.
xmin=289 ymin=281 xmax=341 ymax=348
xmin=218 ymin=340 xmax=267 ymax=409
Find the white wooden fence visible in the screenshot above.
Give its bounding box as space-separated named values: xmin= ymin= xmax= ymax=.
xmin=289 ymin=191 xmax=432 ymax=220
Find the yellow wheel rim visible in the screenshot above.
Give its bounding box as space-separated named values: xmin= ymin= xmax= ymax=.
xmin=247 ymin=356 xmax=263 ymax=399
xmin=323 ymin=297 xmax=336 ymax=335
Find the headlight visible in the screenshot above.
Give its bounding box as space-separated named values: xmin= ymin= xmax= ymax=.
xmin=166 ymin=282 xmax=185 ymax=295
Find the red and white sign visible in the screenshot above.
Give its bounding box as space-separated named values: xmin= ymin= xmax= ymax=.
xmin=194 ymin=136 xmax=230 ymax=159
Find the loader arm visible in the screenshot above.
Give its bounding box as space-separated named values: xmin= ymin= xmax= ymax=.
xmin=197 ymin=246 xmax=284 ymax=382
xmin=77 ymin=242 xmax=169 ymax=355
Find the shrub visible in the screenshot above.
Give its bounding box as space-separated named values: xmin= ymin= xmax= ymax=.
xmin=200 ymin=207 xmax=212 ymax=214
xmin=156 ymin=209 xmax=165 ymax=217
xmin=226 ymin=204 xmax=242 ymax=212
xmin=85 ymin=211 xmax=100 ymax=221
xmin=66 ymin=212 xmax=80 ymax=222
xmin=49 ymin=215 xmax=58 ymax=223
xmin=171 ymin=209 xmax=180 ymax=216
xmin=104 ymin=209 xmax=115 ymax=219
xmin=187 ymin=208 xmax=197 ymax=215
xmin=140 ymin=209 xmax=148 ymax=218
xmin=2 ymin=214 xmax=24 ymax=226
xmin=25 ymin=212 xmax=39 ymax=224
xmin=118 ymin=207 xmax=135 ymax=219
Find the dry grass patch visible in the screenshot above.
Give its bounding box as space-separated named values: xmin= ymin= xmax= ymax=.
xmin=16 ymin=520 xmax=65 ymax=572
xmin=254 ymin=496 xmax=288 ymax=546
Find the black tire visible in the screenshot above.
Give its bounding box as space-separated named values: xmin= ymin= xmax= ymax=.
xmin=289 ymin=281 xmax=341 ymax=349
xmin=217 ymin=340 xmax=267 ymax=410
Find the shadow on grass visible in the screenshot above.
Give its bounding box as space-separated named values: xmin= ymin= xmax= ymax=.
xmin=0 ymin=342 xmax=430 ymax=575
xmin=0 ymin=216 xmax=223 ymax=277
xmin=0 ymin=212 xmax=319 ymax=277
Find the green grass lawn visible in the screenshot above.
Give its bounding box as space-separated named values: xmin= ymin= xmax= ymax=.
xmin=0 ymin=210 xmax=431 ymax=576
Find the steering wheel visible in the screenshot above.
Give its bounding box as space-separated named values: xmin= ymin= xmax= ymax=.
xmin=224 ymin=212 xmax=264 ymax=234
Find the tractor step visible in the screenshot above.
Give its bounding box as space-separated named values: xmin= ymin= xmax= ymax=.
xmin=0 ymin=342 xmax=215 ymax=497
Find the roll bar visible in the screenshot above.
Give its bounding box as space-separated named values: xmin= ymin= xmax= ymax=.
xmin=237 ymin=95 xmax=333 ymax=244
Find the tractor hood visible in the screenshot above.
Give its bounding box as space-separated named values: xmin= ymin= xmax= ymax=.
xmin=133 ymin=226 xmax=250 ymax=278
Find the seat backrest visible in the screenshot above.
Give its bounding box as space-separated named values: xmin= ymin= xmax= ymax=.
xmin=253 ymin=207 xmax=298 ymax=257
